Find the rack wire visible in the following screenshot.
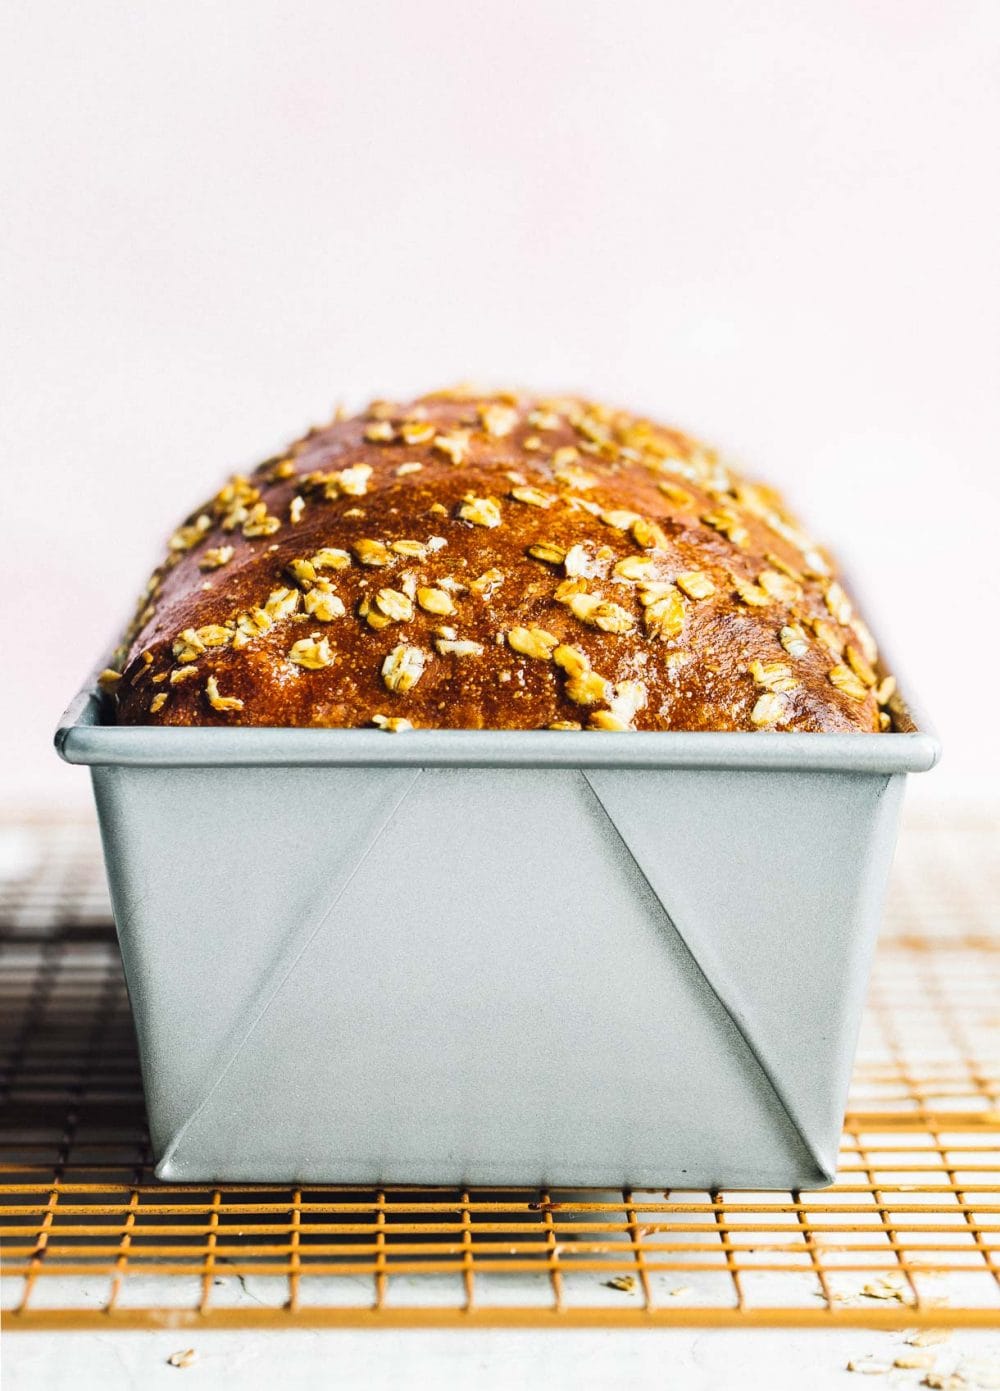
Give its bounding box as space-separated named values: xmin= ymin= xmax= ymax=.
xmin=1 ymin=814 xmax=997 ymax=1329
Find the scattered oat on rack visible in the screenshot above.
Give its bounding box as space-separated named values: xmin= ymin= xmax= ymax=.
xmin=166 ymin=1349 xmax=198 ymax=1369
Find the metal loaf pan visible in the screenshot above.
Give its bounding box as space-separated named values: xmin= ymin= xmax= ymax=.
xmin=56 ymin=675 xmax=939 ymax=1191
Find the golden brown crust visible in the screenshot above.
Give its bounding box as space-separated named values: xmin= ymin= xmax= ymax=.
xmin=108 ymin=390 xmax=895 ymax=733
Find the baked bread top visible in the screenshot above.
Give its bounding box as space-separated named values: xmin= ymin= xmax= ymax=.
xmin=105 ymin=389 xmax=896 ymax=733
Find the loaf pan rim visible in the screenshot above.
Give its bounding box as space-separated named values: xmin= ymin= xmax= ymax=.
xmin=56 ymin=668 xmax=941 ymax=774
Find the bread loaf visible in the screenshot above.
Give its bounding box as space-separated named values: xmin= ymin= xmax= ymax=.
xmin=105 ymin=389 xmax=895 ymax=733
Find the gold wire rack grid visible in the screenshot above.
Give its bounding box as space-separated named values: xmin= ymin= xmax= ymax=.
xmin=1 ymin=815 xmax=998 ymax=1330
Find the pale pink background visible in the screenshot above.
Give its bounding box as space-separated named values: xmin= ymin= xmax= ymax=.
xmin=2 ymin=1 xmax=997 ymax=807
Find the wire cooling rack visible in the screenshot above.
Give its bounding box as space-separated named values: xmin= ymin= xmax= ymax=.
xmin=1 ymin=814 xmax=998 ymax=1330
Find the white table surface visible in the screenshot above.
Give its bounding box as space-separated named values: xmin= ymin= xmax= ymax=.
xmin=5 ymin=1327 xmax=1000 ymax=1391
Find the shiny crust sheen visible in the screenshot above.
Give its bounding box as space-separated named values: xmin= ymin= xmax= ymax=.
xmin=107 ymin=390 xmax=895 ymax=733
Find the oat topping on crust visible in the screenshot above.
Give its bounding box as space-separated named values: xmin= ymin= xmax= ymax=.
xmin=435 ymin=637 xmax=484 ymax=657
xmin=675 ymin=571 xmax=714 ymax=600
xmin=614 ymin=555 xmax=656 ymax=583
xmin=205 ymin=674 xmax=244 ymax=711
xmin=199 ymin=546 xmax=235 ymax=571
xmin=749 ymin=659 xmax=799 ymax=693
xmin=457 ymin=494 xmax=502 ymax=528
xmin=416 ymin=586 xmax=456 ymax=616
xmin=372 ymin=713 xmax=414 ymax=731
xmin=527 ymin=540 xmax=567 ymax=565
xmin=312 ymin=547 xmax=352 ymax=571
xmin=112 ymin=389 xmax=894 ymax=733
xmin=561 ymin=593 xmax=636 ymax=635
xmin=373 ymin=588 xmax=414 ymax=623
xmin=469 ymin=567 xmax=504 ymax=597
xmin=507 ymin=627 xmax=559 ymax=660
xmin=288 ymin=636 xmax=334 ymax=670
xmin=352 ymin=539 xmax=391 ymax=567
xmin=642 ymin=588 xmax=686 ymax=641
xmin=509 ymin=485 xmax=555 ymax=509
xmin=381 ymin=644 xmax=428 ymax=693
xmin=828 ymin=664 xmax=869 ymax=701
xmin=433 ymin=430 xmax=472 ymax=464
xmin=751 ymin=692 xmax=787 ymax=726
xmin=780 ymin=623 xmax=810 ymax=659
xmin=303 ymin=581 xmax=346 ymax=622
